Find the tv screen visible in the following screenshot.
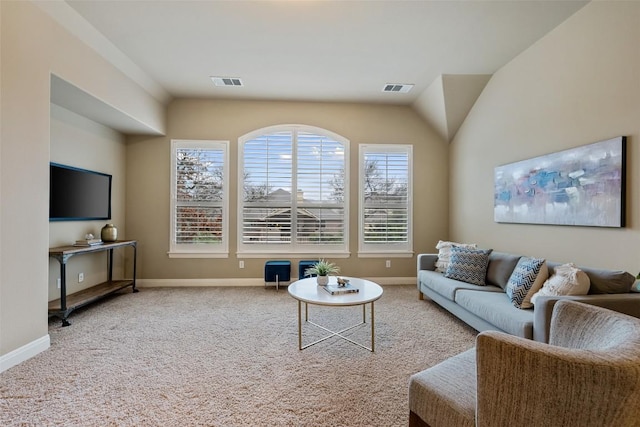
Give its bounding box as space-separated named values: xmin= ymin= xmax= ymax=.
xmin=49 ymin=163 xmax=112 ymax=221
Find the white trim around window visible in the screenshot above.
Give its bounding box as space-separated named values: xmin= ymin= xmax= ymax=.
xmin=358 ymin=144 xmax=413 ymax=257
xmin=169 ymin=139 xmax=229 ymax=258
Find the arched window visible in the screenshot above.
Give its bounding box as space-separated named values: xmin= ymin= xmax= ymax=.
xmin=238 ymin=125 xmax=349 ymax=256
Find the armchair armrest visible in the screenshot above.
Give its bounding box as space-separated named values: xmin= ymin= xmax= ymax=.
xmin=475 ymin=330 xmax=640 ymax=427
xmin=533 ymin=293 xmax=640 ymax=343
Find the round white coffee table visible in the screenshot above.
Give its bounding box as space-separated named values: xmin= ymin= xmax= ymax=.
xmin=288 ymin=276 xmax=383 ymax=352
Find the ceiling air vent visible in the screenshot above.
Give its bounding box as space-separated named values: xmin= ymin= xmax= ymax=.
xmin=211 ymin=77 xmax=244 ymax=87
xmin=382 ymin=83 xmax=414 ymax=93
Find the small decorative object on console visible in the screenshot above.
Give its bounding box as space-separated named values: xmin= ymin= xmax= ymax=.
xmin=101 ymin=223 xmax=118 ymax=242
xmin=73 ymin=238 xmax=103 ymax=247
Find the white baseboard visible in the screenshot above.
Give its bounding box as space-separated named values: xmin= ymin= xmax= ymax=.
xmin=0 ymin=334 xmax=50 ymax=373
xmin=138 ymin=277 xmax=416 ymax=288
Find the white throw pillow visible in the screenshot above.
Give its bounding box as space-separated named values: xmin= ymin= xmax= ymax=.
xmin=435 ymin=240 xmax=477 ymax=273
xmin=531 ymin=263 xmax=590 ymax=305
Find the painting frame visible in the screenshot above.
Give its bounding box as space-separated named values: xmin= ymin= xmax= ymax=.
xmin=494 ymin=136 xmax=626 ymax=228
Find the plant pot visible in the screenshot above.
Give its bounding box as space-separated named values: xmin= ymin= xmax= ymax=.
xmin=316 ymin=275 xmax=329 ymax=286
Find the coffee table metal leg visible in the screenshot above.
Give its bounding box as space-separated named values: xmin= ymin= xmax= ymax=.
xmin=371 ymin=301 xmax=375 ymax=352
xmin=298 ymin=300 xmax=302 ymax=350
xmin=297 ymin=302 xmax=376 ymax=352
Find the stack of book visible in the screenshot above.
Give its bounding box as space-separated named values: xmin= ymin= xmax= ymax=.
xmin=73 ymin=239 xmax=103 ymax=247
xmin=322 ymin=283 xmax=359 ymax=295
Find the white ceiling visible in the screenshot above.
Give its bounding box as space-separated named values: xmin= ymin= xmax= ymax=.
xmin=61 ymin=0 xmax=588 ymax=106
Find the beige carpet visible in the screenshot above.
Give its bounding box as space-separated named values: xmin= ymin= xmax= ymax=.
xmin=0 ymin=285 xmax=476 ymax=426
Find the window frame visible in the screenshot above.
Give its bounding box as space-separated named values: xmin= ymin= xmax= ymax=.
xmin=237 ymin=124 xmax=350 ymax=258
xmin=358 ymin=144 xmax=413 ymax=258
xmin=169 ymin=139 xmax=229 ymax=258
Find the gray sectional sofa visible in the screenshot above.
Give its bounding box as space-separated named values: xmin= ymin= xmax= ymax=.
xmin=417 ymin=251 xmax=640 ymax=342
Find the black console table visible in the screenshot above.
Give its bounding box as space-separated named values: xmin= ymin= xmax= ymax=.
xmin=49 ymin=240 xmax=137 ymax=326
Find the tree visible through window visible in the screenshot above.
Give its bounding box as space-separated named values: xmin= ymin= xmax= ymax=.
xmin=359 ymin=145 xmax=412 ymax=254
xmin=239 ymin=125 xmax=348 ymax=254
xmin=170 ymin=140 xmax=228 ymax=256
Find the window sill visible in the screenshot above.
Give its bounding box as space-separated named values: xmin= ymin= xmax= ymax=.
xmin=357 ymin=251 xmax=414 ymax=258
xmin=168 ymin=252 xmax=229 ymax=259
xmin=237 ymin=251 xmax=351 ymax=259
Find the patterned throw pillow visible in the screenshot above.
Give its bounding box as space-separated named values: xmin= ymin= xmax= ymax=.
xmin=435 ymin=240 xmax=478 ymax=273
xmin=444 ymin=247 xmax=493 ymax=286
xmin=506 ymin=257 xmax=548 ymax=309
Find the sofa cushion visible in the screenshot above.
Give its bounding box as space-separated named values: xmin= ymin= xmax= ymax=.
xmin=435 ymin=240 xmax=478 ymax=273
xmin=505 ymin=258 xmax=548 ymax=309
xmin=419 ymin=270 xmax=503 ymax=301
xmin=455 ymin=290 xmax=534 ymax=338
xmin=581 ymin=267 xmax=635 ymax=294
xmin=486 ymin=252 xmax=522 ymax=290
xmin=444 ymin=247 xmax=493 ymax=286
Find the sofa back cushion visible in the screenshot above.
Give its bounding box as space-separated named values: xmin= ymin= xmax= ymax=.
xmin=486 ymin=252 xmax=522 ymax=290
xmin=547 ymin=262 xmax=635 ymax=294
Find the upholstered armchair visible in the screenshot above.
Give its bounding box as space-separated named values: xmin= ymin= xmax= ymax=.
xmin=409 ymin=300 xmax=640 ymax=427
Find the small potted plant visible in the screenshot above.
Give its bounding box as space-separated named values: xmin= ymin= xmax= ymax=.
xmin=305 ymin=259 xmax=340 ymax=286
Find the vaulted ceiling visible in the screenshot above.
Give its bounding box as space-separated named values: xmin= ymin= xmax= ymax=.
xmin=41 ymin=0 xmax=588 ymax=139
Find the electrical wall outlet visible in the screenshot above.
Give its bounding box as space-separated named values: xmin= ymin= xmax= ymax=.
xmin=78 ymin=272 xmax=84 ymax=283
xmin=385 ymin=260 xmax=391 ymax=268
xmin=239 ymin=260 xmax=245 ymax=269
xmin=57 ymin=278 xmax=61 ymax=289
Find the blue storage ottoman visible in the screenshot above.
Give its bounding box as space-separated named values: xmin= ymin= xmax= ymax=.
xmin=264 ymin=260 xmax=291 ymax=290
xmin=298 ymin=260 xmax=319 ymax=279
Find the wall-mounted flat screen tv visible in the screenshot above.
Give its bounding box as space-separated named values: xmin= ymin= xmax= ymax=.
xmin=49 ymin=163 xmax=112 ymax=221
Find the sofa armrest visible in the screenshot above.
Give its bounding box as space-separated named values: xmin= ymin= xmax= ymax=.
xmin=417 ymin=253 xmax=437 ymax=272
xmin=476 ymin=330 xmax=640 ymax=427
xmin=533 ymin=293 xmax=640 ymax=343
xmin=416 ymin=254 xmax=438 ymax=292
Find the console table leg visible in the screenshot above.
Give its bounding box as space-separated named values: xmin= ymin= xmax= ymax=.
xmin=132 ymin=243 xmax=138 ymax=292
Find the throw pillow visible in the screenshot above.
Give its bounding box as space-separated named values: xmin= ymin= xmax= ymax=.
xmin=435 ymin=240 xmax=478 ymax=273
xmin=530 ymin=263 xmax=590 ymax=305
xmin=444 ymin=247 xmax=493 ymax=286
xmin=505 ymin=257 xmax=548 ymax=309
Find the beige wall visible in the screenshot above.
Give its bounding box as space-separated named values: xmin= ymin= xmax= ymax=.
xmin=126 ymin=99 xmax=448 ymax=283
xmin=48 ymin=104 xmax=127 ymax=301
xmin=450 ymin=1 xmax=640 ymax=273
xmin=0 ymin=1 xmax=165 ymax=364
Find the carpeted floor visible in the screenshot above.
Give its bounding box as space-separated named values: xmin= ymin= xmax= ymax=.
xmin=0 ymin=285 xmax=476 ymax=426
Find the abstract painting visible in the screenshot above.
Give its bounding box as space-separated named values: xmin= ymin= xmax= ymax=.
xmin=494 ymin=136 xmax=626 ymax=227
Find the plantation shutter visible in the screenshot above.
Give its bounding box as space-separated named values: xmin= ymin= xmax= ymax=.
xmin=360 ymin=145 xmax=412 ymax=253
xmin=242 ymin=131 xmax=293 ymax=244
xmin=239 ymin=126 xmax=348 ymax=253
xmin=296 ymin=132 xmax=345 ymax=245
xmin=170 ymin=140 xmax=228 ymax=256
